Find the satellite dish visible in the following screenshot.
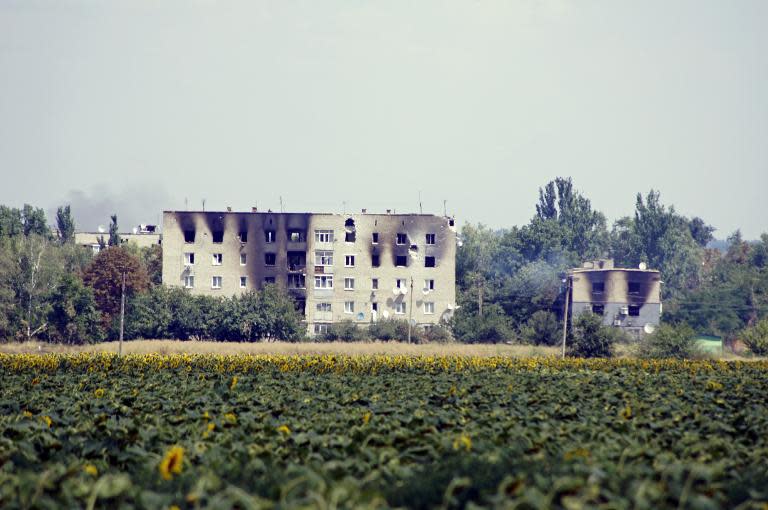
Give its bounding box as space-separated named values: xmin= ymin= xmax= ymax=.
xmin=392 ymin=287 xmax=400 ymax=295
xmin=422 ymin=288 xmax=430 ymax=295
xmin=644 ymin=323 xmax=656 ymax=335
xmin=97 ymin=225 xmax=105 ymax=233
xmin=400 ymin=287 xmax=408 ymax=295
xmin=639 ymin=262 xmax=647 ymax=270
xmin=356 ymin=312 xmax=365 ymax=321
xmin=382 ymin=310 xmax=390 ymax=319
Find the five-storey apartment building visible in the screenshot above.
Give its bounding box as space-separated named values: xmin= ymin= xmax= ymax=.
xmin=161 ymin=210 xmax=457 ymax=336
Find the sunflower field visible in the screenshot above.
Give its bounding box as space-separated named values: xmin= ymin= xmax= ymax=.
xmin=1 ymin=353 xmax=767 ymax=509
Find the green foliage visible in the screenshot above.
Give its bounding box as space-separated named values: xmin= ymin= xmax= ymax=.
xmin=451 ymin=304 xmax=514 ymax=343
xmin=568 ymin=313 xmax=622 ymax=358
xmin=1 ymin=355 xmax=767 ymax=508
xmin=141 ymin=245 xmax=163 ymax=285
xmin=520 ymin=310 xmax=561 ymax=346
xmin=82 ymin=246 xmax=150 ymax=320
xmin=55 ymin=205 xmax=76 ymax=244
xmin=367 ymin=318 xmax=414 ymax=341
xmin=322 ymin=319 xmax=365 ymax=342
xmin=108 ymin=214 xmax=120 ymax=247
xmin=45 ymin=274 xmax=104 ymax=344
xmin=639 ymin=323 xmax=700 ymax=359
xmin=740 ymin=318 xmax=768 ymax=356
xmin=422 ymin=323 xmax=453 ymax=343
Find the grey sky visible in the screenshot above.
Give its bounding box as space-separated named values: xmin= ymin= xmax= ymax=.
xmin=1 ymin=1 xmax=766 ymax=237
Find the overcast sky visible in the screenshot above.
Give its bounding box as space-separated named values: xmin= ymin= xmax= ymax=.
xmin=1 ymin=1 xmax=766 ymax=238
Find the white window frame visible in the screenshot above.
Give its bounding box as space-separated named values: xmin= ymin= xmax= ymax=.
xmin=314 ymin=275 xmax=334 ymax=289
xmin=183 ymin=275 xmax=194 ymax=288
xmin=396 ymin=233 xmax=407 ymax=245
xmin=212 ymin=253 xmax=223 ymax=266
xmin=426 ymin=233 xmax=436 ymax=245
xmin=344 ymin=277 xmax=355 ymax=290
xmin=239 ymin=253 xmax=247 ymax=266
xmin=316 ymin=302 xmax=332 ymax=313
xmin=344 ymin=301 xmax=355 ymax=314
xmin=212 ymin=276 xmax=222 ymax=289
xmin=396 ymin=278 xmax=407 ymax=289
xmin=344 ymin=255 xmax=355 ymax=267
xmin=395 ymin=302 xmax=406 ymax=315
xmin=314 ymin=323 xmax=330 ymax=335
xmin=315 ymin=230 xmax=334 ymax=243
xmin=372 ymin=232 xmax=379 ymax=244
xmin=424 ymin=302 xmax=435 ymax=314
xmin=239 ymin=276 xmax=247 ymax=288
xmin=425 ymin=279 xmax=435 ymax=291
xmin=184 ymin=252 xmax=195 ymax=266
xmin=315 ymin=250 xmax=333 ymax=266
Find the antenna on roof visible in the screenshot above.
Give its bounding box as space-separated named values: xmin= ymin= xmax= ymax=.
xmin=343 ymin=201 xmax=346 ymax=215
xmin=184 ymin=197 xmax=188 ymax=209
xmin=202 ymin=199 xmax=206 ymax=211
xmin=443 ymin=200 xmax=447 ymax=217
xmin=419 ymin=191 xmax=423 ymax=214
xmin=279 ymin=196 xmax=283 ymax=213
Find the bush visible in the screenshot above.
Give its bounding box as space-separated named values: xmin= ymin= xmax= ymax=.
xmin=740 ymin=319 xmax=768 ymax=356
xmin=368 ymin=318 xmax=417 ymax=342
xmin=451 ymin=304 xmax=514 ymax=343
xmin=520 ymin=310 xmax=561 ymax=346
xmin=422 ymin=323 xmax=454 ymax=343
xmin=639 ymin=323 xmax=700 ymax=359
xmin=323 ymin=320 xmax=365 ymax=342
xmin=567 ymin=313 xmax=623 ymax=358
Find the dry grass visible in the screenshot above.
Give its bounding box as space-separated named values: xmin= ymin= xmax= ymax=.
xmin=0 ymin=340 xmax=562 ymax=357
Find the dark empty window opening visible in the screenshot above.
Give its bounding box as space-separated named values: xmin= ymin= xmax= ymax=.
xmin=628 ymin=305 xmax=641 ymax=316
xmin=264 ymin=276 xmax=276 ymax=284
xmin=396 ymin=233 xmax=407 ymax=245
xmin=287 ymin=251 xmax=306 ymax=270
xmin=372 ymin=232 xmax=379 ymax=244
xmin=265 ymin=230 xmax=275 ymax=243
xmin=425 ymin=256 xmax=436 ymax=267
xmin=184 ymin=230 xmax=195 ymax=243
xmin=591 ymin=304 xmax=605 ymax=315
xmin=288 ymin=230 xmax=305 ymax=242
xmin=345 ymin=231 xmax=356 ymax=242
xmin=372 ymin=302 xmax=378 ymax=312
xmin=592 ymin=282 xmax=605 ymax=293
xmin=396 ymin=255 xmax=407 ymax=267
xmin=265 ymin=253 xmax=276 ymax=266
xmin=212 ymin=231 xmax=224 ymax=243
xmin=344 ymin=218 xmax=356 ymax=242
xmin=371 ymin=254 xmax=380 ymax=267
xmin=426 ymin=233 xmax=436 ymax=245
xmin=239 ymin=231 xmax=248 ymax=243
xmin=628 ymin=282 xmax=641 ymax=295
xmin=449 ymin=218 xmax=455 ymax=227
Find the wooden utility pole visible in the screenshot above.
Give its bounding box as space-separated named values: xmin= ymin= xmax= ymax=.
xmin=407 ymin=277 xmax=414 ymax=344
xmin=561 ymin=274 xmax=570 ymax=359
xmin=119 ymin=272 xmax=126 ymax=357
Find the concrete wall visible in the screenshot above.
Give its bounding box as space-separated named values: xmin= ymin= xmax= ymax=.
xmin=162 ymin=211 xmax=457 ymax=335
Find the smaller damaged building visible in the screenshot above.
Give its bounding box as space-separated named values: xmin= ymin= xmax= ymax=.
xmin=568 ymin=259 xmax=661 ymax=339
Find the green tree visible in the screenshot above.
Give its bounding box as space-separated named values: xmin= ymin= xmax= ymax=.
xmin=46 ymin=274 xmax=103 ymax=344
xmin=568 ymin=313 xmax=622 ymax=358
xmin=108 ymin=214 xmax=121 ymax=247
xmin=56 ymin=205 xmax=76 ymax=244
xmin=22 ymin=204 xmax=49 ymax=237
xmin=639 ymin=323 xmax=699 ymax=359
xmin=520 ymin=310 xmax=561 ymax=346
xmin=0 ymin=206 xmax=23 ymax=237
xmin=740 ymin=318 xmax=768 ymax=356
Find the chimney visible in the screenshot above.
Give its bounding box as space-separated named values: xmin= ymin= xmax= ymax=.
xmin=251 ymin=207 xmax=258 ymax=212
xmin=386 ymin=209 xmax=391 ymax=214
xmin=361 ymin=208 xmax=367 ymax=214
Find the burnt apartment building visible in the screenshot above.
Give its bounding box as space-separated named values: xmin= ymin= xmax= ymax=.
xmin=568 ymin=259 xmax=662 ymax=339
xmin=161 ymin=209 xmax=457 ymax=336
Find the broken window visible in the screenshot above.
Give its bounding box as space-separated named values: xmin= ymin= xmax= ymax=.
xmin=395 ymin=255 xmax=407 ymax=267
xmin=372 ymin=302 xmax=378 ymax=312
xmin=424 ymin=256 xmax=436 ymax=267
xmin=345 ymin=231 xmax=356 ymax=242
xmin=371 ymin=254 xmax=380 ymax=267
xmin=183 ymin=275 xmax=194 ymax=288
xmin=184 ymin=253 xmax=195 ymax=265
xmin=314 ymin=275 xmax=333 ymax=289
xmin=344 ymin=219 xmax=356 ymax=243
xmin=287 ymin=251 xmax=306 ymax=270
xmin=212 ymin=253 xmax=223 ymax=265
xmin=264 ymin=277 xmax=276 ymax=284
xmin=426 ymin=233 xmax=436 ymax=245
xmin=288 ymin=274 xmax=306 ymax=289
xmin=396 ymin=233 xmax=407 ymax=245
xmin=240 ymin=276 xmax=247 ymax=288
xmin=239 ymin=253 xmax=246 ymax=265
xmin=265 ymin=230 xmax=276 ymax=243
xmin=372 ymin=278 xmax=379 ymax=290
xmin=345 ymin=255 xmax=355 ymax=267
xmin=288 ymin=230 xmax=305 ymax=242
xmin=628 ymin=282 xmax=641 ymax=295
xmin=592 ymin=282 xmax=605 ymax=293
xmin=315 ymin=230 xmax=333 ymax=243
xmin=372 ymin=232 xmax=379 ymax=244
xmin=628 ymin=305 xmax=641 ymax=316
xmin=315 ymin=250 xmax=333 ymax=266
xmin=344 ymin=277 xmax=355 ymax=290
xmin=211 ymin=276 xmax=222 ymax=289
xmin=591 ymin=304 xmax=605 ymax=315
xmin=265 ymin=253 xmax=276 ymax=266
xmin=239 ymin=231 xmax=248 ymax=243
xmin=212 ymin=230 xmax=224 ymax=243
xmin=424 ymin=302 xmax=435 ymax=314
xmin=184 ymin=230 xmax=195 ymax=243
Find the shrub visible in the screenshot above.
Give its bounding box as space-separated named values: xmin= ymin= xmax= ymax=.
xmin=368 ymin=318 xmax=417 ymax=342
xmin=451 ymin=304 xmax=514 ymax=343
xmin=323 ymin=320 xmax=365 ymax=342
xmin=740 ymin=319 xmax=768 ymax=356
xmin=567 ymin=313 xmax=623 ymax=358
xmin=422 ymin=323 xmax=454 ymax=343
xmin=639 ymin=323 xmax=700 ymax=359
xmin=520 ymin=310 xmax=561 ymax=346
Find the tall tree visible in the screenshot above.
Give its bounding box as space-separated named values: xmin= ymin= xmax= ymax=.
xmin=21 ymin=204 xmax=49 ymax=237
xmin=56 ymin=205 xmax=76 ymax=244
xmin=108 ymin=214 xmax=121 ymax=247
xmin=82 ymin=246 xmax=150 ymax=325
xmin=0 ymin=206 xmax=23 ymax=237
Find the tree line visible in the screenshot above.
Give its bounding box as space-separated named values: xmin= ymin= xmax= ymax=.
xmin=0 ymin=179 xmax=766 ymax=350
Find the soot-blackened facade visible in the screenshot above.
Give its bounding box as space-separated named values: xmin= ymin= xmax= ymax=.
xmin=162 ymin=210 xmax=457 ymax=336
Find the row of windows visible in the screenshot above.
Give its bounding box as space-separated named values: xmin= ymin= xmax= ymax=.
xmin=185 ymin=251 xmax=438 ymax=268
xmin=184 ymin=228 xmax=437 ymax=246
xmin=591 ymin=282 xmax=642 ymax=294
xmin=315 ymin=301 xmax=435 ymax=315
xmin=589 ymin=304 xmax=641 ymax=316
xmin=314 ymin=276 xmax=435 ymax=291
xmin=183 ymin=275 xmax=434 ymax=292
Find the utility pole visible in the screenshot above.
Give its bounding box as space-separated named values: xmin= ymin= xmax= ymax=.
xmin=407 ymin=277 xmax=414 ymax=344
xmin=119 ymin=272 xmax=126 ymax=357
xmin=561 ymin=274 xmax=570 ymax=359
